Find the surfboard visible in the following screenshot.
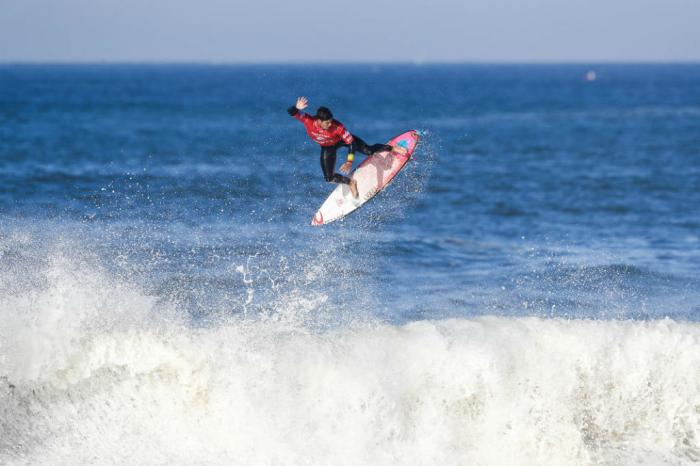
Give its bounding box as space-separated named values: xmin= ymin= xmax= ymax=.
xmin=311 ymin=130 xmax=420 ymax=226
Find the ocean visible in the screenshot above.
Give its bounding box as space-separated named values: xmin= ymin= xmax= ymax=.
xmin=1 ymin=64 xmax=699 ymax=465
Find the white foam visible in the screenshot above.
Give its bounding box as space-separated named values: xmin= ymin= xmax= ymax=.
xmin=1 ymin=243 xmax=699 ymax=465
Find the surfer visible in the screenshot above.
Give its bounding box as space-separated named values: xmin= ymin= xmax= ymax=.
xmin=287 ymin=96 xmax=392 ymax=198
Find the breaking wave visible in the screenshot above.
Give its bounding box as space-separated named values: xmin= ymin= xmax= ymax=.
xmin=1 ymin=240 xmax=699 ymax=466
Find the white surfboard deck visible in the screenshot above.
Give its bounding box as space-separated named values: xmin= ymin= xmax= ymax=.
xmin=311 ymin=130 xmax=420 ymax=226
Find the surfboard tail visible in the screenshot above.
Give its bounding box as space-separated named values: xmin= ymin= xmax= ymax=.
xmin=311 ymin=212 xmax=324 ymax=226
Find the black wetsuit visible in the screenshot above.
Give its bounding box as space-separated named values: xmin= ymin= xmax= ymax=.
xmin=320 ymin=137 xmax=390 ymax=185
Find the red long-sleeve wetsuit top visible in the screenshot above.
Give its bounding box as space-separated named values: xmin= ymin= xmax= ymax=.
xmin=291 ymin=110 xmax=354 ymax=147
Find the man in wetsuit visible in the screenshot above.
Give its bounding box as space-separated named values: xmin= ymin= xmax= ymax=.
xmin=287 ymin=96 xmax=392 ymax=198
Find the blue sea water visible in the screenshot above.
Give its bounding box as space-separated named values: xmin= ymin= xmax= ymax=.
xmin=1 ymin=64 xmax=700 ymax=465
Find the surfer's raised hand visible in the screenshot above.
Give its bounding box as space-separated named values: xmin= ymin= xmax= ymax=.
xmin=339 ymin=160 xmax=353 ymax=174
xmin=295 ymin=96 xmax=308 ymax=110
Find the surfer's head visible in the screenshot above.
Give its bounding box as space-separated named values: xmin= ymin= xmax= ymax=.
xmin=316 ymin=107 xmax=333 ymax=128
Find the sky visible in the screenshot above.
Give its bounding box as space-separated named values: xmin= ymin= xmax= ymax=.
xmin=1 ymin=0 xmax=699 ymax=63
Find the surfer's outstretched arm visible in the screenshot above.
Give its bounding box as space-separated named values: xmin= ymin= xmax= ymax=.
xmin=287 ymin=96 xmax=309 ymax=120
xmin=295 ymin=96 xmax=308 ymax=110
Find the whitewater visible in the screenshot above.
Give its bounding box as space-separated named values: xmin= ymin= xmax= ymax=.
xmin=1 ymin=247 xmax=698 ymax=466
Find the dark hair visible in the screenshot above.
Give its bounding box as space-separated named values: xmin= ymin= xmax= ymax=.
xmin=316 ymin=106 xmax=333 ymax=121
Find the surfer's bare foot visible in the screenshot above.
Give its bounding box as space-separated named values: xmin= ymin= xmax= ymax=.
xmin=349 ymin=179 xmax=359 ymax=198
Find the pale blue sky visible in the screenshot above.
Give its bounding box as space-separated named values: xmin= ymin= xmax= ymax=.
xmin=1 ymin=0 xmax=699 ymax=62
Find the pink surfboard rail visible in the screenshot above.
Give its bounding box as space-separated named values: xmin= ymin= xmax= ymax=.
xmin=311 ymin=130 xmax=420 ymax=226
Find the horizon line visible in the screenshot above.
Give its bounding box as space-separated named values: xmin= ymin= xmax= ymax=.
xmin=1 ymin=59 xmax=699 ymax=66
